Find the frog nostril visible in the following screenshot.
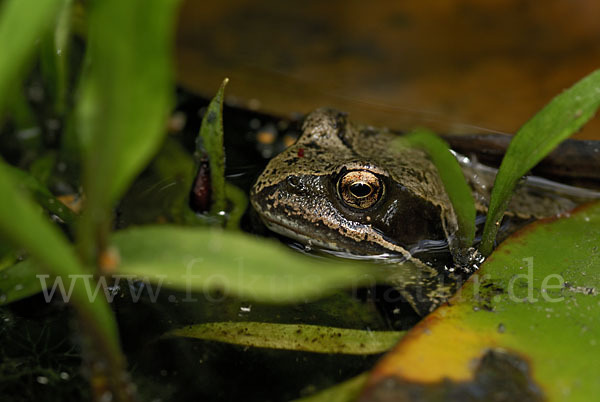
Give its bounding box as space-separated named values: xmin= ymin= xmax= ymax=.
xmin=285 ymin=176 xmax=305 ymax=194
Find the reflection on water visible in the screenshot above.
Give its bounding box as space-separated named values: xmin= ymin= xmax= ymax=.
xmin=176 ymin=0 xmax=600 ymax=139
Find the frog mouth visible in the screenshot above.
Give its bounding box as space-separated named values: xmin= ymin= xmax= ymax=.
xmin=258 ymin=210 xmax=345 ymax=252
xmin=255 ymin=206 xmax=412 ymax=260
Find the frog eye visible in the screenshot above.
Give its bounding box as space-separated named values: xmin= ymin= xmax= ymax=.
xmin=337 ymin=170 xmax=384 ymax=209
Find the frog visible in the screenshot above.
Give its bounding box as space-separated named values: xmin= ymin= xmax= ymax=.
xmin=250 ymin=108 xmax=598 ymax=313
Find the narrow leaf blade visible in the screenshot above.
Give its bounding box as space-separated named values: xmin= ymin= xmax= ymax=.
xmin=480 ymin=69 xmax=600 ymax=255
xmin=76 ymin=0 xmax=182 ymax=259
xmin=198 ymin=78 xmax=228 ymax=214
xmin=0 ymin=0 xmax=63 ymax=114
xmin=112 ymin=225 xmax=380 ymax=303
xmin=396 ymin=129 xmax=476 ymax=249
xmin=166 ymin=322 xmax=404 ymax=355
xmin=0 ymin=160 xmax=121 ymax=356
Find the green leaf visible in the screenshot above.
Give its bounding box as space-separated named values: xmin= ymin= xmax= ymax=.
xmin=5 ymin=163 xmax=77 ymax=226
xmin=76 ymin=0 xmax=182 ymax=261
xmin=365 ymin=202 xmax=600 ymax=401
xmin=0 ymin=0 xmax=64 ymax=116
xmin=29 ymin=151 xmax=57 ymax=187
xmin=480 ymin=69 xmax=600 ymax=255
xmin=165 ymin=321 xmax=404 ymax=355
xmin=224 ymin=182 xmax=248 ymax=230
xmin=0 ymin=159 xmax=122 ymax=362
xmin=39 ymin=0 xmax=73 ymax=115
xmin=294 ymin=373 xmax=369 ymax=402
xmin=112 ymin=226 xmax=381 ymax=303
xmin=197 ymin=78 xmax=228 ymax=215
xmin=396 ymin=129 xmax=476 ymax=249
xmin=0 ymin=259 xmax=47 ymax=304
xmin=0 ymin=242 xmax=17 ymax=272
xmin=122 ymin=137 xmax=198 ymax=225
xmin=5 ymin=82 xmax=36 ymax=128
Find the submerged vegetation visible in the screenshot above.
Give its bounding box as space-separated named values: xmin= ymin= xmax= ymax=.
xmin=0 ymin=0 xmax=599 ymax=401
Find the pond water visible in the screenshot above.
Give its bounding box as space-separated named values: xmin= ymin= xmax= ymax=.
xmin=114 ymin=91 xmax=422 ymax=401
xmin=2 ymin=1 xmax=600 ymax=400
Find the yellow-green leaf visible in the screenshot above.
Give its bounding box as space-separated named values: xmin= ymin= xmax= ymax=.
xmin=166 ymin=322 xmax=404 ymax=355
xmin=364 ymin=202 xmax=600 ymax=401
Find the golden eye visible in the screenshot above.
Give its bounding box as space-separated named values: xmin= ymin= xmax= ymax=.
xmin=337 ymin=170 xmax=384 ymax=209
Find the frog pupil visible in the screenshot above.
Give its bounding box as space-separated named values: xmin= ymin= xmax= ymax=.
xmin=349 ymin=182 xmax=372 ymax=198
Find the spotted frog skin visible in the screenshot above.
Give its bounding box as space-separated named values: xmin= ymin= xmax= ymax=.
xmin=251 ymin=108 xmax=578 ymax=259
xmin=250 ymin=109 xmax=592 ymax=313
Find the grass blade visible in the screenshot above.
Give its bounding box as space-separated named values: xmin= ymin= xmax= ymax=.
xmin=75 ymin=0 xmax=182 ymax=262
xmin=293 ymin=373 xmax=369 ymax=402
xmin=0 ymin=159 xmax=124 ymax=377
xmin=39 ymin=0 xmax=73 ymax=115
xmin=0 ymin=259 xmax=46 ymax=304
xmin=396 ymin=129 xmax=476 ymax=249
xmin=197 ymin=78 xmax=228 ymax=215
xmin=165 ymin=322 xmax=404 ymax=355
xmin=0 ymin=0 xmax=64 ymax=115
xmin=5 ymin=163 xmax=77 ymax=226
xmin=480 ymin=69 xmax=600 ymax=255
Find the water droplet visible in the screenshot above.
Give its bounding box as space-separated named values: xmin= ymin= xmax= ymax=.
xmin=14 ymin=284 xmax=23 ymax=291
xmin=497 ymin=323 xmax=506 ymax=333
xmin=60 ymin=372 xmax=70 ymax=380
xmin=56 ymin=48 xmax=62 ymax=55
xmin=37 ymin=376 xmax=49 ymax=384
xmin=239 ymin=304 xmax=252 ymax=313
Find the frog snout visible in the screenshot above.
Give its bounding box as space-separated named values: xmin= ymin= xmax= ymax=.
xmin=283 ymin=176 xmax=308 ymax=195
